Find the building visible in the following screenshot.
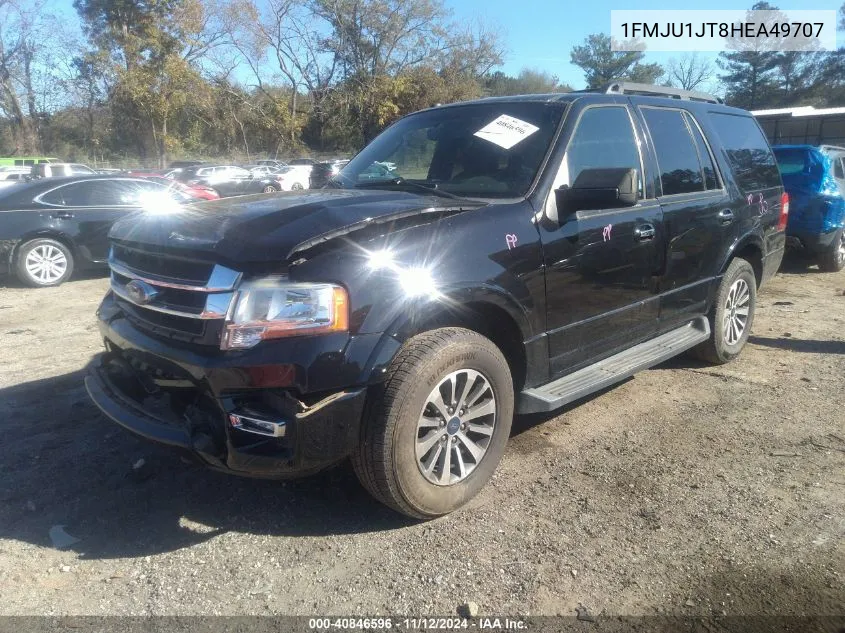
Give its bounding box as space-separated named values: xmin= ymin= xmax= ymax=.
xmin=751 ymin=106 xmax=845 ymax=146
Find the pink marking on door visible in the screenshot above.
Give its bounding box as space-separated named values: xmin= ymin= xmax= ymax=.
xmin=602 ymin=224 xmax=612 ymax=242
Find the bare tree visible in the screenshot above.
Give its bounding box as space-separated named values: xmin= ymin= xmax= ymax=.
xmin=666 ymin=53 xmax=715 ymax=91
xmin=440 ymin=17 xmax=504 ymax=77
xmin=0 ymin=0 xmax=61 ymax=152
xmin=226 ymin=0 xmax=338 ymax=146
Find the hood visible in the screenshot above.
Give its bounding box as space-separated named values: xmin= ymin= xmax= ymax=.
xmin=110 ymin=189 xmax=476 ymax=264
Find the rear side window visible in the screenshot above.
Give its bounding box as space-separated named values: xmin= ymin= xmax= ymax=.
xmin=642 ymin=108 xmax=705 ymax=196
xmin=834 ymin=157 xmax=844 ymax=179
xmin=40 ymin=180 xmax=144 ymax=206
xmin=709 ymin=113 xmax=781 ymax=191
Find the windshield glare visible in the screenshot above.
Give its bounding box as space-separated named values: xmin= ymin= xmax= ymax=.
xmin=337 ymin=102 xmax=566 ymax=199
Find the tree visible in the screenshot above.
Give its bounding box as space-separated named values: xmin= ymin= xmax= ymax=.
xmin=665 ymin=53 xmax=715 ymax=91
xmin=74 ymin=0 xmax=227 ymax=165
xmin=314 ymin=0 xmax=451 ymax=79
xmin=717 ymin=2 xmax=785 ymax=109
xmin=570 ymin=33 xmax=663 ymax=89
xmin=225 ymin=0 xmax=335 ymax=150
xmin=485 ymin=68 xmax=572 ymax=96
xmin=0 ymin=0 xmax=66 ymax=153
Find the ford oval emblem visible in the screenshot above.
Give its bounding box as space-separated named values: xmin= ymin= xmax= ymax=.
xmin=125 ymin=279 xmax=159 ymax=306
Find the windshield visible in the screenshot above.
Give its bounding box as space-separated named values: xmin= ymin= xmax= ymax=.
xmin=335 ymin=102 xmax=566 ymax=199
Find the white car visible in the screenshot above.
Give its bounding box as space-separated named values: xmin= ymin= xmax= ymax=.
xmin=0 ymin=168 xmax=30 ymax=180
xmin=275 ymin=167 xmax=310 ymax=191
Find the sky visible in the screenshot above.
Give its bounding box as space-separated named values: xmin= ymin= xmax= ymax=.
xmin=450 ymin=0 xmax=843 ymax=89
xmin=53 ymin=0 xmax=843 ymax=92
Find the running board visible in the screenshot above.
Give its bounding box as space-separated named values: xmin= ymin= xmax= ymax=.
xmin=518 ymin=317 xmax=710 ymax=414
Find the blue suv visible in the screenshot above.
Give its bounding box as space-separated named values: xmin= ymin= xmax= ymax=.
xmin=772 ymin=144 xmax=845 ymax=272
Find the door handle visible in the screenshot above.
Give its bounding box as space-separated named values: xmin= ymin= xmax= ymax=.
xmin=52 ymin=211 xmax=74 ymax=219
xmin=718 ymin=209 xmax=734 ymax=225
xmin=634 ymin=224 xmax=656 ymax=241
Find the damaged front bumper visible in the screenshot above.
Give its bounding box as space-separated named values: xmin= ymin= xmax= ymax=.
xmin=86 ymin=307 xmax=369 ymax=478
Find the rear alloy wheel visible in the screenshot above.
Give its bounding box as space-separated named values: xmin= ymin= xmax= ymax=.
xmin=15 ymin=238 xmax=74 ymax=287
xmin=291 ymin=182 xmax=304 ymax=190
xmin=818 ymin=229 xmax=845 ymax=272
xmin=261 ymin=184 xmax=278 ymax=193
xmin=689 ymin=257 xmax=756 ymax=365
xmin=353 ymin=327 xmax=513 ymax=518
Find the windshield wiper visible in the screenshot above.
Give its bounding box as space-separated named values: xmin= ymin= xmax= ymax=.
xmin=352 ymin=177 xmax=469 ymax=201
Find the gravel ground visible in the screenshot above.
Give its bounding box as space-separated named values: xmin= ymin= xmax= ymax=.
xmin=0 ymin=259 xmax=843 ymax=621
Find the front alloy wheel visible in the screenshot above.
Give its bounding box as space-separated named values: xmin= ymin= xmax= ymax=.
xmin=415 ymin=369 xmax=496 ymax=486
xmin=353 ymin=327 xmax=514 ymax=518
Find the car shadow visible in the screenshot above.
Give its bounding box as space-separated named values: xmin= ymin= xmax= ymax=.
xmin=749 ymin=335 xmax=845 ymax=355
xmin=777 ymin=250 xmax=823 ymax=276
xmin=0 ymin=370 xmax=414 ymax=561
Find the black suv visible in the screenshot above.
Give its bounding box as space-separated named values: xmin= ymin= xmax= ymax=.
xmin=85 ymin=83 xmax=786 ymax=518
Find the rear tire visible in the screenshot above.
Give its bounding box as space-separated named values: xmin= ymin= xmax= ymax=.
xmin=15 ymin=238 xmax=74 ymax=287
xmin=689 ymin=258 xmax=756 ymax=365
xmin=352 ymin=327 xmax=513 ymax=519
xmin=291 ymin=182 xmax=304 ymax=191
xmin=818 ymin=229 xmax=845 ymax=272
xmin=261 ymin=184 xmax=278 ymax=193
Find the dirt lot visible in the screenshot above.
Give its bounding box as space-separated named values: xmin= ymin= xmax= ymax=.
xmin=0 ymin=260 xmax=843 ymax=621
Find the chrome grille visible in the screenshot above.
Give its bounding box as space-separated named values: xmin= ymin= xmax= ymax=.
xmin=109 ymin=247 xmax=241 ymax=345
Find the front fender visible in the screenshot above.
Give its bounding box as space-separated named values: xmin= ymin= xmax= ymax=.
xmin=355 ymin=283 xmax=534 ymax=385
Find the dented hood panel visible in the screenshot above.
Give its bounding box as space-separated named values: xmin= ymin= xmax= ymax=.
xmin=109 ymin=189 xmax=475 ymax=264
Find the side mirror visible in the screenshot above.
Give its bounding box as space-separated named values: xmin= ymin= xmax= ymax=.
xmin=554 ymin=168 xmax=639 ymax=220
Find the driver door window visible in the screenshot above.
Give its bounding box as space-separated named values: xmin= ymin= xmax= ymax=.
xmin=564 ymin=106 xmax=643 ymax=193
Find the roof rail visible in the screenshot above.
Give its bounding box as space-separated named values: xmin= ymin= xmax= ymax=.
xmin=604 ymin=82 xmax=723 ymax=104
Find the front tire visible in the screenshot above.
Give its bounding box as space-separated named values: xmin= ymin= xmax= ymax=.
xmin=15 ymin=238 xmax=74 ymax=287
xmin=818 ymin=229 xmax=845 ymax=272
xmin=352 ymin=328 xmax=514 ymax=518
xmin=690 ymin=258 xmax=756 ymax=365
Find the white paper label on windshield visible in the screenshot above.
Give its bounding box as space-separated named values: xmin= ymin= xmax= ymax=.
xmin=473 ymin=115 xmax=539 ymax=149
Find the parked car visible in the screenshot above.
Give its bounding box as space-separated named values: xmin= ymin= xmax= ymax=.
xmin=141 ymin=175 xmax=220 ymax=201
xmin=244 ymin=164 xmax=282 ymax=177
xmin=256 ymin=159 xmax=288 ymax=169
xmin=30 ymin=162 xmax=96 ymax=178
xmin=86 ymin=83 xmax=786 ymax=518
xmin=175 ymin=165 xmax=287 ymax=197
xmin=274 ymin=166 xmax=309 ymax=191
xmin=0 ymin=167 xmax=31 ymax=180
xmin=0 ymin=176 xmax=185 ymax=287
xmin=168 ymin=160 xmax=206 ymax=169
xmin=356 ymin=161 xmax=398 ymax=182
xmin=126 ymin=168 xmax=181 ymax=179
xmin=309 ymin=159 xmax=350 ymax=188
xmin=772 ymin=144 xmax=845 ymax=271
xmin=0 ymin=172 xmax=30 ymax=182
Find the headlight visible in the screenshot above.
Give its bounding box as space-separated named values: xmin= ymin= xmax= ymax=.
xmin=221 ymin=279 xmax=349 ymax=350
